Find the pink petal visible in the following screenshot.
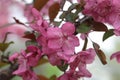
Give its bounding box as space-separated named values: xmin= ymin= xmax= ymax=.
xmin=32 ymin=8 xmax=40 ymax=18
xmin=61 ymin=22 xmax=75 ymax=35
xmin=47 ymin=27 xmax=63 ymax=38
xmin=110 ymin=51 xmax=120 ymax=63
xmin=68 ymin=36 xmax=80 ymax=47
xmin=48 ymin=38 xmax=63 ymax=49
xmin=9 ymin=53 xmax=19 ymax=62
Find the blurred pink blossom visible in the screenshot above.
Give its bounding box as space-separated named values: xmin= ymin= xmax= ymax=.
xmin=110 ymin=51 xmax=120 ymax=63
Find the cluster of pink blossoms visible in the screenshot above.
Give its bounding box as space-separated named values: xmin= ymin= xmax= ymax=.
xmin=79 ymin=0 xmax=120 ymax=36
xmin=77 ymin=0 xmax=120 ymax=64
xmin=9 ymin=0 xmax=120 ymax=79
xmin=9 ymin=45 xmax=41 ymax=80
xmin=9 ymin=8 xmax=96 ymax=80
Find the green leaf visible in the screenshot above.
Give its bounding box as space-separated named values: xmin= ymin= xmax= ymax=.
xmin=103 ymin=29 xmax=114 ymax=41
xmin=59 ymin=11 xmax=66 ymax=20
xmin=25 ymin=40 xmax=38 ymax=47
xmin=53 ymin=21 xmax=62 ymax=26
xmin=68 ymin=3 xmax=78 ymax=11
xmin=0 ymin=41 xmax=14 ymax=52
xmin=76 ymin=23 xmax=91 ymax=33
xmin=65 ymin=12 xmax=77 ymax=22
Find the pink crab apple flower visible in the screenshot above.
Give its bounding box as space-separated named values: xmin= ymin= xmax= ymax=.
xmin=37 ymin=35 xmax=56 ymax=55
xmin=15 ymin=70 xmax=39 ymax=80
xmin=110 ymin=51 xmax=120 ymax=63
xmin=68 ymin=48 xmax=96 ymax=78
xmin=25 ymin=45 xmax=42 ymax=66
xmin=30 ymin=8 xmax=49 ymax=37
xmin=81 ymin=0 xmax=120 ymax=36
xmin=46 ymin=22 xmax=79 ymax=63
xmin=57 ymin=71 xmax=78 ymax=80
xmin=47 ymin=22 xmax=79 ymax=53
xmin=9 ymin=45 xmax=42 ymax=75
xmin=24 ymin=4 xmax=34 ymax=22
xmin=78 ymin=48 xmax=96 ymax=64
xmin=47 ymin=53 xmax=63 ymax=65
xmin=82 ymin=0 xmax=115 ymax=23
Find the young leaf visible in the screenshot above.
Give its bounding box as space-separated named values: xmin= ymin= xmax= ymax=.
xmin=35 ymin=58 xmax=48 ymax=67
xmin=65 ymin=12 xmax=77 ymax=22
xmin=53 ymin=21 xmax=62 ymax=26
xmin=76 ymin=23 xmax=91 ymax=33
xmin=34 ymin=0 xmax=49 ymax=10
xmin=93 ymin=42 xmax=107 ymax=65
xmin=97 ymin=50 xmax=107 ymax=65
xmin=23 ymin=32 xmax=36 ymax=41
xmin=92 ymin=21 xmax=108 ymax=31
xmin=103 ymin=29 xmax=114 ymax=41
xmin=49 ymin=2 xmax=60 ymax=22
xmin=0 ymin=41 xmax=14 ymax=52
xmin=25 ymin=40 xmax=38 ymax=46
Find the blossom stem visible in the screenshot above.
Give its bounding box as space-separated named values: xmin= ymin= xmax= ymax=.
xmin=82 ymin=38 xmax=88 ymax=51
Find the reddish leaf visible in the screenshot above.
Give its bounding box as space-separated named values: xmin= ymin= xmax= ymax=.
xmin=93 ymin=42 xmax=107 ymax=65
xmin=35 ymin=58 xmax=48 ymax=67
xmin=97 ymin=50 xmax=107 ymax=65
xmin=93 ymin=42 xmax=100 ymax=50
xmin=23 ymin=33 xmax=36 ymax=40
xmin=92 ymin=21 xmax=108 ymax=31
xmin=49 ymin=2 xmax=60 ymax=22
xmin=38 ymin=75 xmax=49 ymax=80
xmin=34 ymin=0 xmax=49 ymax=10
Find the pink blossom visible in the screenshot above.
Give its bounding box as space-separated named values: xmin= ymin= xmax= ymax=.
xmin=15 ymin=70 xmax=39 ymax=80
xmin=9 ymin=53 xmax=19 ymax=62
xmin=68 ymin=48 xmax=96 ymax=79
xmin=47 ymin=22 xmax=79 ymax=53
xmin=30 ymin=8 xmax=49 ymax=37
xmin=46 ymin=22 xmax=79 ymax=63
xmin=57 ymin=71 xmax=78 ymax=80
xmin=82 ymin=0 xmax=114 ymax=23
xmin=9 ymin=45 xmax=41 ymax=77
xmin=82 ymin=0 xmax=120 ymax=35
xmin=37 ymin=35 xmax=55 ymax=55
xmin=24 ymin=4 xmax=34 ymax=22
xmin=110 ymin=51 xmax=120 ymax=63
xmin=77 ymin=48 xmax=96 ymax=64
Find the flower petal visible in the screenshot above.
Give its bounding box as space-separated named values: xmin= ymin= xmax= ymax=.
xmin=48 ymin=38 xmax=63 ymax=49
xmin=110 ymin=51 xmax=120 ymax=63
xmin=61 ymin=22 xmax=75 ymax=35
xmin=47 ymin=27 xmax=63 ymax=38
